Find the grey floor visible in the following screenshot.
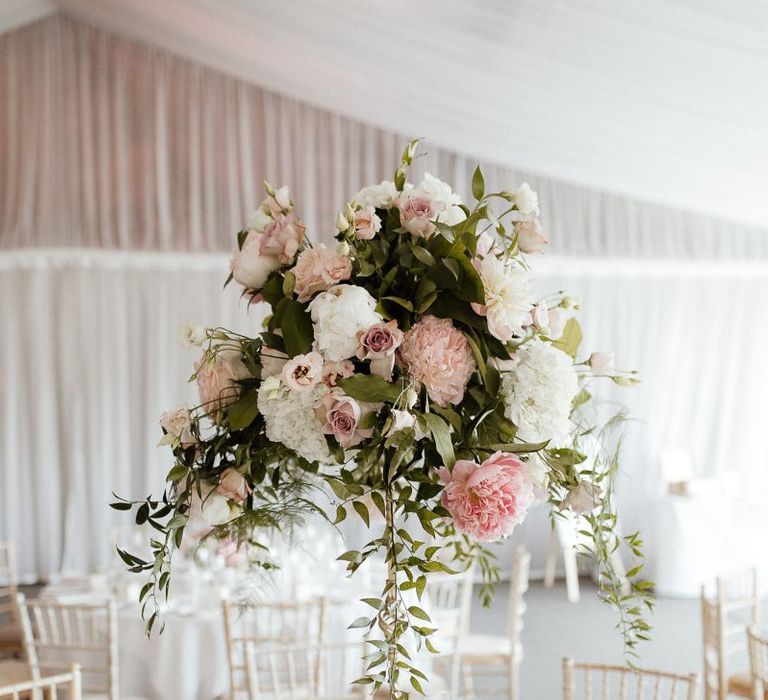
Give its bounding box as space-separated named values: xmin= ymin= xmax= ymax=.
xmin=469 ymin=578 xmax=703 ymax=699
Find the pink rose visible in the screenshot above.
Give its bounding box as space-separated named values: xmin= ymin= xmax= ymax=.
xmin=195 ymin=348 xmax=251 ymax=413
xmin=322 ymin=360 xmax=355 ymax=387
xmin=231 ymin=231 xmax=281 ymax=290
xmin=439 ymin=452 xmax=536 ymax=542
xmin=396 ymin=194 xmax=441 ymax=238
xmin=258 ymin=212 xmax=305 ymax=263
xmin=292 ymin=245 xmax=353 ymax=302
xmin=159 ymin=407 xmax=195 ymax=447
xmin=357 ymin=321 xmax=404 ymax=380
xmin=217 ymin=468 xmax=251 ymax=503
xmin=281 ymin=351 xmax=324 ymax=392
xmin=353 ymin=206 xmax=382 ymax=240
xmin=316 ymin=392 xmax=373 ymax=448
xmin=516 ymin=217 xmax=548 ymax=254
xmin=398 ymin=316 xmax=476 ymax=407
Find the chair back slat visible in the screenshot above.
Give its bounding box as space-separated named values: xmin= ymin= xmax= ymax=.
xmin=0 ymin=664 xmax=82 ymax=700
xmin=748 ymin=627 xmax=768 ymax=699
xmin=222 ymin=597 xmax=327 ymax=695
xmin=0 ymin=542 xmax=19 ymax=627
xmin=243 ymin=639 xmax=365 ymax=698
xmin=17 ymin=595 xmax=117 ymax=698
xmin=562 ymin=658 xmax=699 ymax=700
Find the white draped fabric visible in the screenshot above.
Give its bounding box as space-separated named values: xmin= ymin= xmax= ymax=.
xmin=2 ymin=16 xmax=768 ymax=580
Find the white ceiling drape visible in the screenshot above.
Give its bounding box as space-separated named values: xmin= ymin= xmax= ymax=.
xmin=2 ymin=15 xmax=768 ymax=581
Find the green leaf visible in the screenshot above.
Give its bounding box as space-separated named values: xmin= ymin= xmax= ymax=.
xmin=338 ymin=375 xmax=402 ymax=403
xmin=381 ymin=296 xmax=414 ymax=311
xmin=407 ymin=605 xmax=431 ymax=622
xmin=552 ymin=317 xmax=583 ymax=359
xmin=471 ymin=166 xmax=485 ymax=201
xmin=353 ymin=500 xmax=370 ymax=527
xmin=411 ymin=245 xmax=436 ymax=267
xmin=109 ymin=501 xmax=133 ymax=511
xmin=348 ymin=616 xmax=372 ymax=629
xmin=280 ymin=299 xmax=314 ymax=356
xmin=334 ymin=505 xmax=347 ymax=524
xmin=420 ymin=413 xmax=455 ymax=468
xmin=478 ymin=441 xmax=549 ymax=453
xmin=227 ymin=391 xmax=260 ymax=430
xmin=337 ymin=550 xmax=362 ymax=563
xmin=166 ymin=464 xmax=189 ymax=482
xmin=449 ymin=252 xmax=485 ymax=304
xmin=370 ymin=490 xmax=386 ymax=517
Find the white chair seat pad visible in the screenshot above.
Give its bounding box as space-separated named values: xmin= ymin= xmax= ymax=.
xmin=458 ymin=633 xmax=512 ymax=660
xmin=0 ymin=659 xmax=31 ymax=686
xmin=84 ymin=694 xmax=151 ymax=700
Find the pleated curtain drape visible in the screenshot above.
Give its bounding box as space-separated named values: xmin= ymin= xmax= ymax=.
xmin=1 ymin=15 xmax=768 ymax=580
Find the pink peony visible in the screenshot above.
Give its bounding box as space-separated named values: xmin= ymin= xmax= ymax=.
xmin=322 ymin=359 xmax=355 ymax=387
xmin=231 ymin=231 xmax=281 ymax=290
xmin=195 ymin=348 xmax=251 ymax=413
xmin=281 ymin=351 xmax=324 ymax=392
xmin=398 ymin=316 xmax=476 ymax=406
xmin=439 ymin=452 xmax=536 ymax=542
xmin=316 ymin=391 xmax=373 ymax=448
xmin=217 ymin=468 xmax=251 ymax=503
xmin=395 ymin=194 xmax=440 ymax=238
xmin=258 ymin=212 xmax=305 ymax=263
xmin=292 ymin=245 xmax=353 ymax=302
xmin=353 ymin=206 xmax=382 ymax=240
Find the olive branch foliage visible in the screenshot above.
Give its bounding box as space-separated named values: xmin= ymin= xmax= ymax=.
xmin=112 ymin=140 xmax=651 ymax=697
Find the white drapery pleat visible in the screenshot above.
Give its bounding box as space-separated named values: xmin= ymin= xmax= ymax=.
xmin=3 ymin=250 xmax=767 ymax=580
xmin=2 ymin=14 xmax=768 ymax=258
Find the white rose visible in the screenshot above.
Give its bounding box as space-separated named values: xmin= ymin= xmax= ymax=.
xmin=588 ymin=352 xmax=615 ymax=377
xmin=514 ymin=183 xmax=539 ymax=216
xmin=178 ymin=324 xmax=207 ymax=347
xmin=230 ymin=231 xmax=281 ymax=290
xmin=249 ymin=207 xmax=273 ymax=233
xmin=386 ymin=409 xmax=416 ymax=436
xmin=203 ymin=494 xmax=232 ymax=525
xmin=308 ymin=285 xmax=382 ymax=361
xmin=352 ymin=180 xmax=400 ymax=209
xmin=531 ymin=303 xmax=549 ymax=332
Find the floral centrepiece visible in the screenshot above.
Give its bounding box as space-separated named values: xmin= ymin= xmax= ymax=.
xmin=115 ymin=141 xmax=648 ymax=698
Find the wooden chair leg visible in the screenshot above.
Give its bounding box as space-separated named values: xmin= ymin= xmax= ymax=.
xmin=462 ymin=661 xmax=476 ymax=700
xmin=563 ymin=545 xmax=580 ymax=603
xmin=544 ymin=528 xmax=558 ymax=589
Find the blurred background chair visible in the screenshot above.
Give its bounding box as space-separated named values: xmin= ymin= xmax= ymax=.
xmin=0 ymin=663 xmax=81 ymax=700
xmin=460 ymin=546 xmax=530 ymax=700
xmin=562 ymin=658 xmax=699 ymax=700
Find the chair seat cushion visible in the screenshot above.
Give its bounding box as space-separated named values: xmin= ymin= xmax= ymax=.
xmin=458 ymin=634 xmax=513 ymax=660
xmin=0 ymin=659 xmax=31 ymax=686
xmin=84 ymin=695 xmax=150 ymax=700
xmin=728 ymin=671 xmax=766 ymax=698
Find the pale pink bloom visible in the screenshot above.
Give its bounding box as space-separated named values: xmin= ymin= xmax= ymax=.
xmin=439 ymin=452 xmax=535 ymax=542
xmin=531 ymin=303 xmax=549 ymax=331
xmin=316 ymin=391 xmax=373 ymax=448
xmin=160 ymin=407 xmax=195 ymax=446
xmin=516 ymin=217 xmax=548 ymax=254
xmin=322 ymin=359 xmax=355 ymax=387
xmin=476 ymin=232 xmax=498 ymax=258
xmin=218 ymin=538 xmax=247 ymax=567
xmin=563 ymin=481 xmax=604 ymax=514
xmin=196 ymin=349 xmax=251 ymax=413
xmin=264 ymin=185 xmax=292 ymax=215
xmin=260 ymin=347 xmax=289 ymax=378
xmin=292 ymin=245 xmax=353 ymax=302
xmin=395 ymin=194 xmax=441 ymax=238
xmin=588 ymin=352 xmax=615 ymax=377
xmin=217 ymin=468 xmax=251 ymax=503
xmin=281 ymin=351 xmax=324 ymax=392
xmin=398 ymin=315 xmax=476 ymax=407
xmin=353 ymin=206 xmax=382 ymax=240
xmin=546 ymin=307 xmax=568 ymax=340
xmin=259 ymin=212 xmax=305 ymax=263
xmin=231 ymin=231 xmax=281 ymax=290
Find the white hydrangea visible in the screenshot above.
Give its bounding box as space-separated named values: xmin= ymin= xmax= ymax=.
xmin=257 ymin=377 xmax=332 ymax=464
xmin=499 ymin=338 xmax=579 ymax=446
xmin=352 ymin=180 xmax=400 ymax=209
xmin=308 ymin=285 xmax=382 ymax=361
